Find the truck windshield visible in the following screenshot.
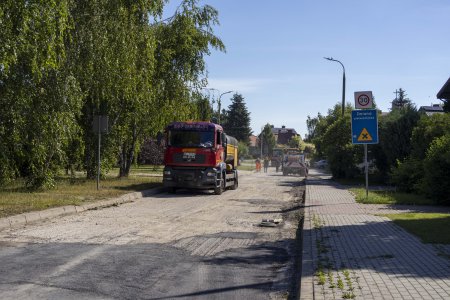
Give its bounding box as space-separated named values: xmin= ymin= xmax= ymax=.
xmin=168 ymin=130 xmax=215 ymax=148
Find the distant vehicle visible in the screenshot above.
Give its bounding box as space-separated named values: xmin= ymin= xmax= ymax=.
xmin=356 ymin=160 xmax=377 ymax=173
xmin=271 ymin=148 xmax=284 ymax=172
xmin=281 ymin=148 xmax=308 ymax=177
xmin=314 ymin=159 xmax=328 ymax=169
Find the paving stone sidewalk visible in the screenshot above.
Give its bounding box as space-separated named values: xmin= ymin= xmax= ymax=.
xmin=300 ymin=170 xmax=450 ymax=300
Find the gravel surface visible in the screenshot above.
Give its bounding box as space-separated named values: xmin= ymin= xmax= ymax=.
xmin=0 ymin=169 xmax=305 ymax=300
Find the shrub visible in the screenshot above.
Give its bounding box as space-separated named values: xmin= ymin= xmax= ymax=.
xmin=420 ymin=134 xmax=450 ymax=205
xmin=238 ymin=141 xmax=249 ymax=159
xmin=390 ymin=158 xmax=423 ymax=193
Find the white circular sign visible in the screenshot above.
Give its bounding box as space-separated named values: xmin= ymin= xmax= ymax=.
xmin=358 ymin=94 xmax=370 ymax=106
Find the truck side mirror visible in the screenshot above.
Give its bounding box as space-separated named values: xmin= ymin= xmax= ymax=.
xmin=222 ymin=133 xmax=227 ymax=147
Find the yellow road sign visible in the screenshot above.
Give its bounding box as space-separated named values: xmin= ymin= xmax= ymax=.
xmin=357 ymin=128 xmax=372 ymax=142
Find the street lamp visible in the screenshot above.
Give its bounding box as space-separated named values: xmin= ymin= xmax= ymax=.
xmin=218 ymin=90 xmax=233 ymax=124
xmin=260 ymin=129 xmax=263 ymax=158
xmin=324 ymin=57 xmax=346 ymax=117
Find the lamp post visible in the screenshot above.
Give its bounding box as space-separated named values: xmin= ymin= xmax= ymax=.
xmin=260 ymin=131 xmax=263 ymax=158
xmin=218 ymin=90 xmax=233 ymax=124
xmin=324 ymin=57 xmax=346 ymax=117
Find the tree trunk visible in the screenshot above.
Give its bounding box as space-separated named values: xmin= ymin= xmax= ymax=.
xmin=85 ymin=139 xmax=97 ymax=179
xmin=119 ymin=126 xmax=138 ymax=178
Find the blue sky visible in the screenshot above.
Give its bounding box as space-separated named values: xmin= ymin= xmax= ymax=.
xmin=165 ymin=0 xmax=450 ymax=137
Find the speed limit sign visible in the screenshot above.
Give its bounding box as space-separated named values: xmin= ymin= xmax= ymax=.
xmin=354 ymin=91 xmax=373 ymax=109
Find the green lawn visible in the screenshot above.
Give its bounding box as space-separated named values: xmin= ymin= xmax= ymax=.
xmin=383 ymin=213 xmax=450 ymax=244
xmin=128 ymin=165 xmax=164 ymax=174
xmin=237 ymin=165 xmax=255 ymax=171
xmin=350 ymin=188 xmax=449 ymax=244
xmin=350 ymin=188 xmax=435 ymax=205
xmin=334 ymin=176 xmax=388 ymax=186
xmin=0 ymin=169 xmax=162 ymax=218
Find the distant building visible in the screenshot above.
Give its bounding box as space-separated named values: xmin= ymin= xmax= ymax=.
xmin=419 ymin=104 xmax=444 ymax=116
xmin=271 ymin=125 xmax=300 ymax=145
xmin=248 ymin=135 xmax=260 ymax=157
xmin=249 ymin=135 xmax=258 ymax=147
xmin=391 ymin=88 xmax=411 ymax=110
xmin=437 ymin=77 xmax=450 ymax=112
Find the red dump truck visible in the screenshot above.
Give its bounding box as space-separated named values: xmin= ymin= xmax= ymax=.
xmin=162 ymin=121 xmax=238 ymax=194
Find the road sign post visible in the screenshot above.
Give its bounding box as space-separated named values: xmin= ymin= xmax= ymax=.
xmin=93 ymin=115 xmax=109 ymax=190
xmin=351 ymin=109 xmax=378 ymax=198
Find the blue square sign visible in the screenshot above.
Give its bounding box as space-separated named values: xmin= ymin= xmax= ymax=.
xmin=351 ymin=109 xmax=378 ymax=144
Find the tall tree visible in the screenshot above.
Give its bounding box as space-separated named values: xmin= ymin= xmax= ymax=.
xmin=66 ymin=0 xmax=168 ymax=178
xmin=288 ymin=135 xmax=304 ymax=149
xmin=260 ymin=124 xmax=276 ymax=156
xmin=192 ymin=92 xmax=214 ymax=121
xmin=0 ymin=0 xmax=226 ymax=185
xmin=391 ymin=88 xmax=411 ymax=109
xmin=310 ymin=103 xmax=361 ymax=178
xmin=372 ymin=105 xmax=420 ymax=175
xmin=390 ymin=113 xmax=450 ymax=193
xmin=222 ymin=93 xmax=252 ymax=142
xmin=305 ymin=114 xmax=321 ymax=141
xmin=312 ymin=103 xmax=351 ymax=159
xmin=0 ymin=0 xmax=81 ymax=188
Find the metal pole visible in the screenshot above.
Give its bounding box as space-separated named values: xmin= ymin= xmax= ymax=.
xmin=97 ymin=117 xmax=101 ymax=191
xmin=342 ymin=70 xmax=346 ymax=117
xmin=365 ymin=144 xmax=368 ymax=199
xmin=260 ymin=133 xmax=263 ymax=158
xmin=218 ymin=91 xmax=233 ymax=124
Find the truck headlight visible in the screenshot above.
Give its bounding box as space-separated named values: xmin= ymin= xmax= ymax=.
xmin=206 ymin=171 xmax=216 ymax=177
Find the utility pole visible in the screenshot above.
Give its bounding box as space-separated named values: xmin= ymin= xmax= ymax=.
xmin=260 ymin=128 xmax=263 ymax=158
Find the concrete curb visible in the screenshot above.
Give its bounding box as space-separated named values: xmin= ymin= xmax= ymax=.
xmin=0 ymin=186 xmax=165 ymax=231
xmin=300 ymin=179 xmax=315 ymax=300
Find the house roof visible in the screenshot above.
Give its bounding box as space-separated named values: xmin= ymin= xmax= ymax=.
xmin=419 ymin=105 xmax=444 ymax=112
xmin=271 ymin=127 xmax=298 ymax=135
xmin=437 ymin=77 xmax=450 ymax=100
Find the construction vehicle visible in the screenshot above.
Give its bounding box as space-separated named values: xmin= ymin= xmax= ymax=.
xmin=271 ymin=148 xmax=284 ymax=172
xmin=162 ymin=121 xmax=238 ymax=194
xmin=282 ymin=148 xmax=308 ymax=177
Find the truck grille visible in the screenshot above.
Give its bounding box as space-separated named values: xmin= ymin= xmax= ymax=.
xmin=173 ymin=153 xmax=206 ymax=164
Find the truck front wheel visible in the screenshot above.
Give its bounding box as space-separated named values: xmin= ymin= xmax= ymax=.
xmin=230 ymin=171 xmax=238 ymax=190
xmin=214 ymin=173 xmax=225 ymax=195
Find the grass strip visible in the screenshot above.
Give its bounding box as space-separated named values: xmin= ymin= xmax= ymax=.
xmin=0 ymin=175 xmax=162 ymax=218
xmin=383 ymin=213 xmax=450 ymax=244
xmin=350 ymin=188 xmax=435 ymax=205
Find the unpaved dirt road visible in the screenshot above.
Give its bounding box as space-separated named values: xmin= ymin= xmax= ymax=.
xmin=0 ymin=170 xmax=304 ymax=300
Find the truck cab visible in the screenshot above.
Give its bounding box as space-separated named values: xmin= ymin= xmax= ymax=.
xmin=163 ymin=121 xmax=238 ymax=194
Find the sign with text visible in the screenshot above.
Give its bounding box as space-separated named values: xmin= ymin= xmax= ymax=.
xmin=92 ymin=115 xmax=109 ymax=134
xmin=351 ymin=109 xmax=378 ymax=144
xmin=354 ymin=91 xmax=373 ymax=109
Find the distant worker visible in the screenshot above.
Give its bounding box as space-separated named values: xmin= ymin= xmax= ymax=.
xmin=263 ymin=156 xmax=269 ymax=173
xmin=255 ymin=158 xmax=261 ymax=172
